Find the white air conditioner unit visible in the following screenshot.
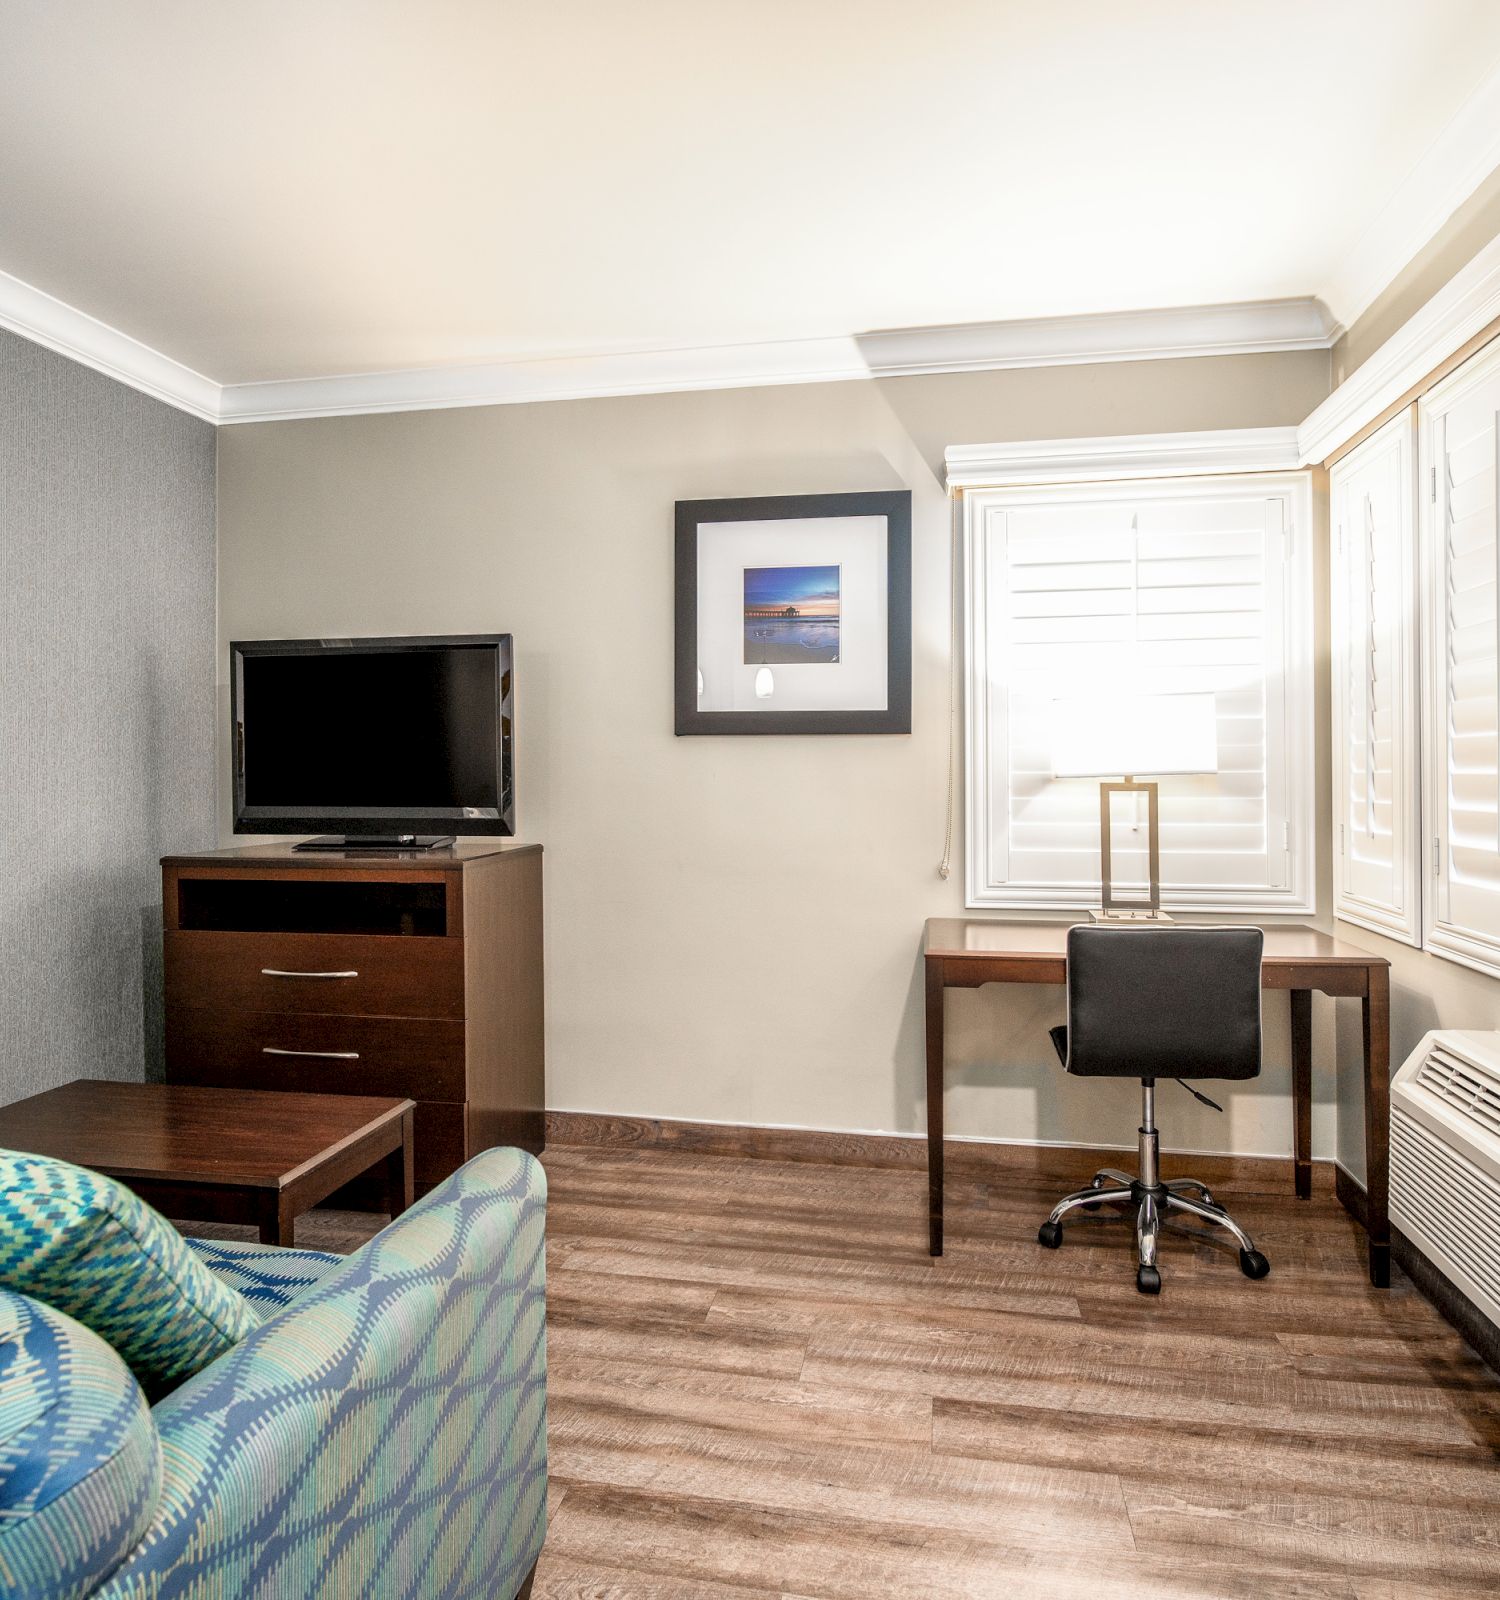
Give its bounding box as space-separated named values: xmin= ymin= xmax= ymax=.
xmin=1390 ymin=1030 xmax=1500 ymax=1330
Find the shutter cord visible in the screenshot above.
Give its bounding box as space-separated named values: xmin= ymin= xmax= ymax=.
xmin=938 ymin=488 xmax=961 ymax=880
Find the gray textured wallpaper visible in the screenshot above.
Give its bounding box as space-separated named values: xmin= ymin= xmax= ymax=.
xmin=0 ymin=329 xmax=216 ymax=1104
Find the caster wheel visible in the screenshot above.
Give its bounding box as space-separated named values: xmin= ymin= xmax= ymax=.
xmin=1239 ymin=1248 xmax=1270 ymax=1280
xmin=1136 ymin=1265 xmax=1161 ymax=1295
xmin=1037 ymin=1221 xmax=1063 ymax=1249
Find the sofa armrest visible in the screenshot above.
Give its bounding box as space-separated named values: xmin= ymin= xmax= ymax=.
xmin=96 ymin=1148 xmax=547 ymax=1600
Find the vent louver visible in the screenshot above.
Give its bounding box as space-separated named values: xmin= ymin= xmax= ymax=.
xmin=1412 ymin=1044 xmax=1500 ymax=1140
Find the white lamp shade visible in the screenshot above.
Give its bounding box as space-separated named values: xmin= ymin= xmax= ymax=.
xmin=1051 ymin=692 xmax=1219 ymax=778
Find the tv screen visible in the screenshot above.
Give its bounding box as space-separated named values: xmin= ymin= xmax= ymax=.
xmin=231 ymin=635 xmax=513 ymax=837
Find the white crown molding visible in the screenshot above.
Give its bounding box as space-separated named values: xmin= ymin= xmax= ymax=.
xmin=945 ymin=426 xmax=1302 ymax=490
xmin=1298 ymin=227 xmax=1500 ymax=465
xmin=216 ymin=336 xmax=869 ymax=423
xmin=0 ymin=266 xmax=219 ymax=421
xmin=1321 ymin=61 xmax=1500 ymax=332
xmin=859 ymin=298 xmax=1338 ymax=377
xmin=0 ymin=266 xmax=1344 ymax=427
xmin=221 ymin=299 xmax=1337 ymax=424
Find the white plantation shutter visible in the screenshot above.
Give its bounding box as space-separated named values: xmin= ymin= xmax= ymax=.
xmin=1331 ymin=413 xmax=1421 ymax=945
xmin=1423 ymin=341 xmax=1500 ymax=976
xmin=964 ymin=473 xmax=1314 ymax=912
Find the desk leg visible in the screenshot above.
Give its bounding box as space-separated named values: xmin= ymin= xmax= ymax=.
xmin=925 ymin=957 xmax=945 ymax=1257
xmin=1291 ymin=989 xmax=1312 ymax=1200
xmin=1362 ymin=966 xmax=1392 ymax=1288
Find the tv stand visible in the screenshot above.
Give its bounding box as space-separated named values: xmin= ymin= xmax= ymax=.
xmin=293 ymin=835 xmax=457 ymax=852
xmin=161 ymin=840 xmax=545 ymax=1196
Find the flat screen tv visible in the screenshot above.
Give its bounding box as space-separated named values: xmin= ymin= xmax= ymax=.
xmin=231 ymin=634 xmax=514 ymax=849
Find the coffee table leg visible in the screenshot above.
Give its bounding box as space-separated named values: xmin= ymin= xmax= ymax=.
xmin=258 ymin=1191 xmax=294 ymax=1248
xmin=387 ymin=1110 xmax=415 ymax=1218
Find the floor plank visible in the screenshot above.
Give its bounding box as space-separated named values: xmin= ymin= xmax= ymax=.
xmin=543 ymin=1480 xmax=1357 ymax=1600
xmin=1123 ymin=1478 xmax=1500 ymax=1590
xmin=932 ymin=1395 xmax=1500 ymax=1508
xmin=549 ymin=1358 xmax=934 ymax=1450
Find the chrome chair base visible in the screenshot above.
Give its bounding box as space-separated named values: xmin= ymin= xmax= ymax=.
xmin=1036 ymin=1083 xmax=1270 ymax=1295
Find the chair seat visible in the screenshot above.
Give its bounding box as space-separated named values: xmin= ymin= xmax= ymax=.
xmin=183 ymin=1238 xmax=345 ymax=1316
xmin=1049 ymin=1025 xmax=1068 ymax=1066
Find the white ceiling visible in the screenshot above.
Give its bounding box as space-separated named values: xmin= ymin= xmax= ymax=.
xmin=3 ymin=0 xmax=1500 ymax=389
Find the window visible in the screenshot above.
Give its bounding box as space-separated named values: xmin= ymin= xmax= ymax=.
xmin=1422 ymin=339 xmax=1500 ymax=977
xmin=1331 ymin=413 xmax=1421 ymax=945
xmin=963 ymin=472 xmax=1314 ymax=912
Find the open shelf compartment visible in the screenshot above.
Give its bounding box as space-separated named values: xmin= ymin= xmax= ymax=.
xmin=175 ymin=875 xmax=449 ymax=937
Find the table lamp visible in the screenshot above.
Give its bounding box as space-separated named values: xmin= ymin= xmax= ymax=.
xmin=1050 ymin=692 xmax=1218 ymax=923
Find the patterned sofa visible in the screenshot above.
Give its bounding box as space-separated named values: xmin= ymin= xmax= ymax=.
xmin=0 ymin=1147 xmax=547 ymax=1600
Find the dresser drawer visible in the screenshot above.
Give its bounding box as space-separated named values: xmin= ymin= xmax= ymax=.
xmin=165 ymin=931 xmax=464 ymax=1020
xmin=167 ymin=1008 xmax=466 ymax=1102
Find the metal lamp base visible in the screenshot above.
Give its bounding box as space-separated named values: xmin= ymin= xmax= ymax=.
xmin=1098 ymin=776 xmax=1168 ymax=920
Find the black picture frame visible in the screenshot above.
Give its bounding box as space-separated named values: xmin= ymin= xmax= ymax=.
xmin=675 ymin=490 xmax=912 ymax=735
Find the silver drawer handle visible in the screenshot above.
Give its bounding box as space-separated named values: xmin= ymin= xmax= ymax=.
xmin=262 ymin=1047 xmax=360 ymax=1060
xmin=261 ymin=969 xmax=359 ymax=980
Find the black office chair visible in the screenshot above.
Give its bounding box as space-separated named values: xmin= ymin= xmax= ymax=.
xmin=1037 ymin=923 xmax=1271 ymax=1295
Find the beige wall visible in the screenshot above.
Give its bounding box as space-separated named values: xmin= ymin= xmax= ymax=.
xmin=1333 ymin=932 xmax=1500 ymax=1183
xmin=879 ymin=350 xmax=1329 ymax=478
xmin=216 ymin=350 xmax=1339 ymax=1160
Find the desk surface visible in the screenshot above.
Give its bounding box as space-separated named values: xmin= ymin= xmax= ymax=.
xmin=924 ymin=918 xmax=1388 ymax=968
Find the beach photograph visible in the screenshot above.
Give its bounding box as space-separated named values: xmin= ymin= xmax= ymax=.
xmin=743 ymin=564 xmax=841 ymax=663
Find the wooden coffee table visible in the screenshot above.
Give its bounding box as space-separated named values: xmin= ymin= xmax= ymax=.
xmin=0 ymin=1080 xmax=414 ymax=1247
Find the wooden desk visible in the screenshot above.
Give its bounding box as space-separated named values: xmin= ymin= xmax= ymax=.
xmin=923 ymin=919 xmax=1392 ymax=1286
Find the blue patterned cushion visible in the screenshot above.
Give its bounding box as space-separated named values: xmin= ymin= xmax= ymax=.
xmin=0 ymin=1289 xmax=161 ymax=1600
xmin=182 ymin=1238 xmax=344 ymax=1312
xmin=0 ymin=1152 xmax=258 ymax=1394
xmin=96 ymin=1148 xmax=547 ymax=1600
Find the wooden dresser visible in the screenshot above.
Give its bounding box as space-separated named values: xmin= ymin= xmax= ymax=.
xmin=162 ymin=842 xmax=544 ymax=1195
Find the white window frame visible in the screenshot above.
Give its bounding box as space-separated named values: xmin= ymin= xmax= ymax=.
xmin=1420 ymin=339 xmax=1500 ymax=978
xmin=1330 ymin=411 xmax=1422 ymax=946
xmin=962 ymin=466 xmax=1315 ymax=914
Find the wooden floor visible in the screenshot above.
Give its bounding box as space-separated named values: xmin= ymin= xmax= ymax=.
xmin=205 ymin=1143 xmax=1500 ymax=1598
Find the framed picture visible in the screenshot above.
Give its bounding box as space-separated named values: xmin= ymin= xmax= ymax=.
xmin=675 ymin=490 xmax=912 ymax=735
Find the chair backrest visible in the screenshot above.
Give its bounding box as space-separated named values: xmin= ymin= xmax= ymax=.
xmin=1062 ymin=924 xmax=1264 ymax=1081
